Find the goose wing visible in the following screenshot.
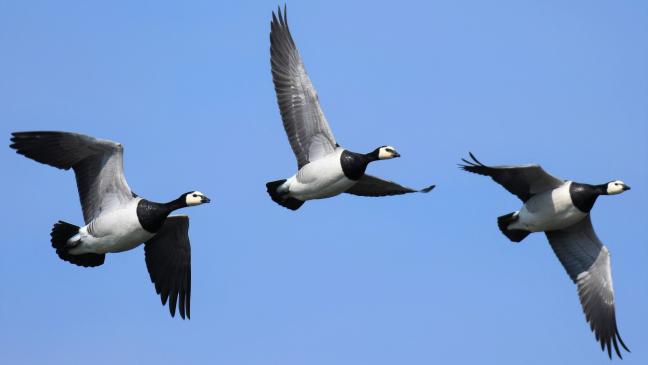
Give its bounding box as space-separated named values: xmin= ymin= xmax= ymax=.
xmin=10 ymin=131 xmax=133 ymax=223
xmin=144 ymin=215 xmax=192 ymax=320
xmin=345 ymin=174 xmax=435 ymax=197
xmin=270 ymin=6 xmax=337 ymax=169
xmin=459 ymin=152 xmax=564 ymax=202
xmin=546 ymin=216 xmax=629 ymax=358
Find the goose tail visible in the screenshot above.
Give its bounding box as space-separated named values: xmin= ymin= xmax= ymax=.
xmin=50 ymin=221 xmax=105 ymax=267
xmin=265 ymin=179 xmax=304 ymax=211
xmin=497 ymin=212 xmax=530 ymax=243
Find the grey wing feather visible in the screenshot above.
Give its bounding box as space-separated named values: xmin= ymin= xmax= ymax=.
xmin=546 ymin=216 xmax=629 ymax=359
xmin=459 ymin=152 xmax=564 ymax=202
xmin=144 ymin=215 xmax=192 ymax=320
xmin=345 ymin=174 xmax=435 ymax=197
xmin=270 ymin=6 xmax=337 ymax=168
xmin=10 ymin=131 xmax=133 ymax=223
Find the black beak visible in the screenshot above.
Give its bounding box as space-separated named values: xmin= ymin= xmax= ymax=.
xmin=201 ymin=196 xmax=211 ymax=203
xmin=393 ymin=152 xmax=401 ymax=158
xmin=623 ymin=185 xmax=631 ymax=191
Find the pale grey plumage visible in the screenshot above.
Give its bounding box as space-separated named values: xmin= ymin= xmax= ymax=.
xmin=270 ymin=6 xmax=337 ymax=169
xmin=10 ymin=131 xmax=133 ymax=223
xmin=546 ymin=216 xmax=629 ymax=358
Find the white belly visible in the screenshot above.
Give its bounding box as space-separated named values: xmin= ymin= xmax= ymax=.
xmin=510 ymin=182 xmax=587 ymax=232
xmin=287 ymin=150 xmax=357 ymax=201
xmin=70 ymin=199 xmax=155 ymax=255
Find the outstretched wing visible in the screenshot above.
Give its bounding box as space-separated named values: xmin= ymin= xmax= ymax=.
xmin=459 ymin=152 xmax=564 ymax=202
xmin=10 ymin=131 xmax=133 ymax=223
xmin=546 ymin=216 xmax=629 ymax=359
xmin=144 ymin=215 xmax=192 ymax=320
xmin=345 ymin=174 xmax=435 ymax=197
xmin=270 ymin=6 xmax=337 ymax=169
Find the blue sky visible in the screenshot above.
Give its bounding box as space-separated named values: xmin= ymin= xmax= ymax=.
xmin=1 ymin=1 xmax=647 ymax=364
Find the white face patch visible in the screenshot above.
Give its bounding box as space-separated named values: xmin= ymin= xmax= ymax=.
xmin=378 ymin=146 xmax=399 ymax=160
xmin=606 ymin=180 xmax=627 ymax=195
xmin=186 ymin=191 xmax=206 ymax=206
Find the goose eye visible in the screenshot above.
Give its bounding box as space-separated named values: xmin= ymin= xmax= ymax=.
xmin=192 ymin=194 xmax=198 ymax=197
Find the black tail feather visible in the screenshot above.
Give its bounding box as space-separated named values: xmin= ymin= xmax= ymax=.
xmin=497 ymin=212 xmax=530 ymax=243
xmin=50 ymin=221 xmax=105 ymax=267
xmin=265 ymin=179 xmax=304 ymax=211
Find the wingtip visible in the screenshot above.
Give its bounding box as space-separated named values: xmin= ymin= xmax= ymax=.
xmin=420 ymin=185 xmax=435 ymax=193
xmin=276 ymin=4 xmax=286 ymax=25
xmin=9 ymin=132 xmax=21 ymax=147
xmin=597 ymin=326 xmax=630 ymax=359
xmin=283 ymin=3 xmax=288 ymax=23
xmin=467 ymin=152 xmax=485 ymax=166
xmin=270 ymin=4 xmax=290 ymax=33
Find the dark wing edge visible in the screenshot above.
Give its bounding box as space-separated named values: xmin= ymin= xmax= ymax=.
xmin=458 ymin=152 xmax=563 ymax=202
xmin=546 ymin=217 xmax=630 ymax=359
xmin=144 ymin=215 xmax=192 ymax=320
xmin=10 ymin=131 xmax=115 ymax=170
xmin=345 ymin=174 xmax=435 ymax=197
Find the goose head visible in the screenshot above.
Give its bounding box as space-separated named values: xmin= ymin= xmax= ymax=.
xmin=183 ymin=191 xmax=211 ymax=206
xmin=370 ymin=146 xmax=400 ymax=160
xmin=604 ymin=180 xmax=631 ymax=195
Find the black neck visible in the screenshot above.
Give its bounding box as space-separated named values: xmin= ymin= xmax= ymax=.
xmin=164 ymin=196 xmax=188 ymax=211
xmin=137 ymin=196 xmax=187 ymax=233
xmin=340 ymin=150 xmax=379 ymax=180
xmin=569 ymin=182 xmax=605 ymax=213
xmin=365 ymin=149 xmax=381 ymax=162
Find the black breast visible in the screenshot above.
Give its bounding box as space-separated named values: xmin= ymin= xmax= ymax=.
xmin=340 ymin=150 xmax=369 ymax=180
xmin=569 ymin=182 xmax=599 ymax=213
xmin=136 ymin=199 xmax=171 ymax=233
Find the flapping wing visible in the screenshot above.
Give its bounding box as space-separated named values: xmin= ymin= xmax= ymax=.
xmin=546 ymin=216 xmax=629 ymax=359
xmin=10 ymin=131 xmax=133 ymax=223
xmin=270 ymin=6 xmax=337 ymax=168
xmin=345 ymin=174 xmax=435 ymax=197
xmin=144 ymin=215 xmax=192 ymax=320
xmin=459 ymin=152 xmax=564 ymax=202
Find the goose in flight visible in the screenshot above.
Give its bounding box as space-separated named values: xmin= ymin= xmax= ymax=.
xmin=266 ymin=7 xmax=434 ymax=210
xmin=460 ymin=153 xmax=631 ymax=358
xmin=10 ymin=131 xmax=210 ymax=319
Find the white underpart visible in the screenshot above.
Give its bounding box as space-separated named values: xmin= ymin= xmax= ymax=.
xmin=68 ymin=198 xmax=155 ymax=255
xmin=283 ymin=148 xmax=356 ymax=201
xmin=509 ymin=181 xmax=588 ymax=232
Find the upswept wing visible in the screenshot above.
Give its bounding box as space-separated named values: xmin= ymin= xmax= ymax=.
xmin=270 ymin=6 xmax=337 ymax=168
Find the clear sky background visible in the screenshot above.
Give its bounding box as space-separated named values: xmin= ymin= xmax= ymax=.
xmin=1 ymin=1 xmax=646 ymax=364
